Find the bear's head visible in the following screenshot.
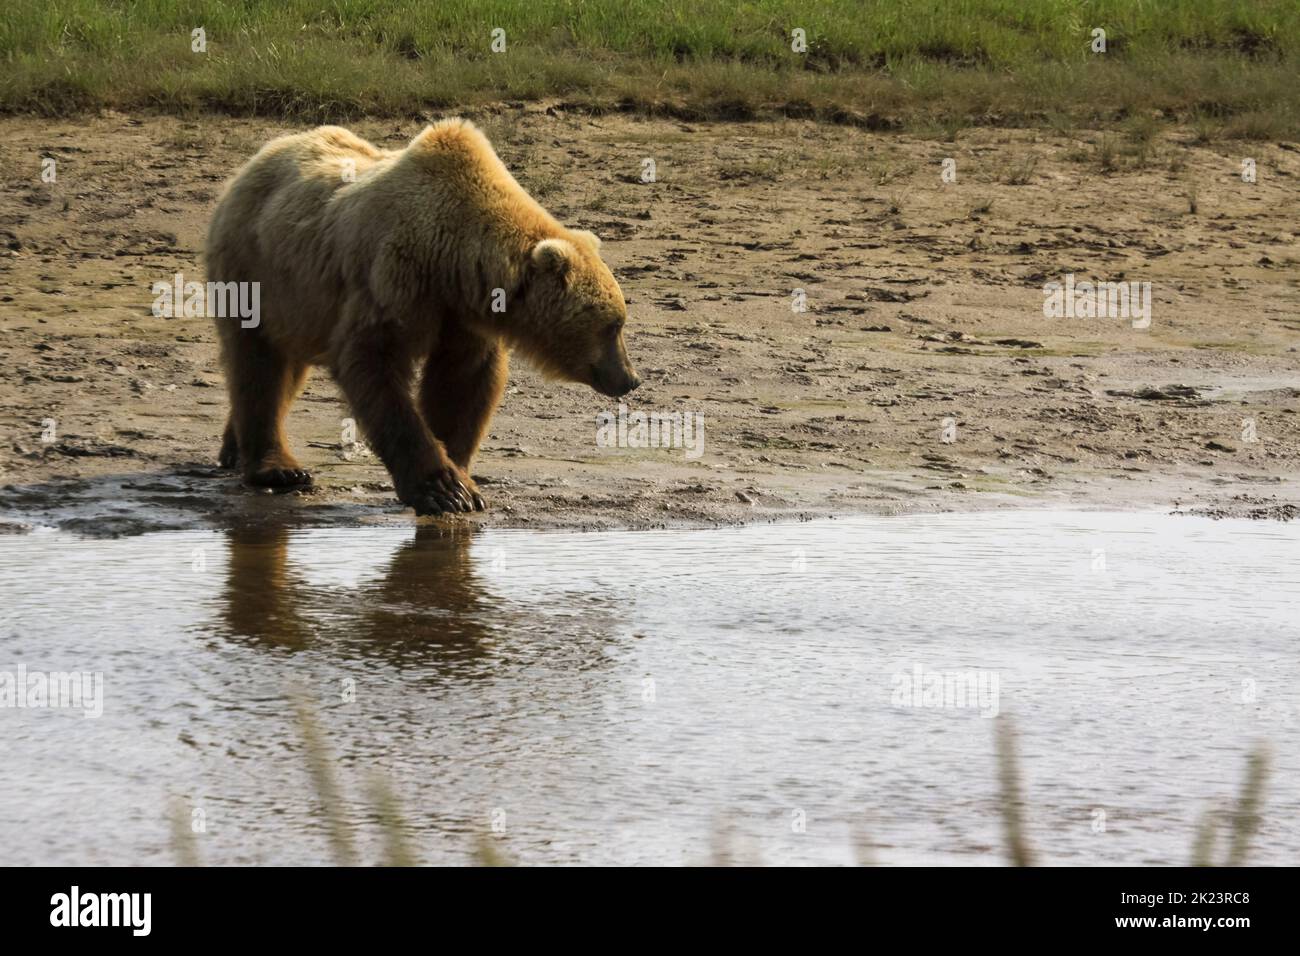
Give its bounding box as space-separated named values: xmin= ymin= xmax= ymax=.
xmin=513 ymin=231 xmax=641 ymax=398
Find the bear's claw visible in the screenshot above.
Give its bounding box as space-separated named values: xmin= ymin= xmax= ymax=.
xmin=248 ymin=467 xmax=314 ymax=489
xmin=406 ymin=470 xmax=484 ymax=516
xmin=411 ymin=494 xmax=457 ymax=516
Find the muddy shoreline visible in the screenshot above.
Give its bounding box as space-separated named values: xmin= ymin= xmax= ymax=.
xmin=2 ymin=109 xmax=1297 ymax=536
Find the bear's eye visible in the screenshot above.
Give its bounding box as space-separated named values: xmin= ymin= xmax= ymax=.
xmin=606 ymin=320 xmax=623 ymax=336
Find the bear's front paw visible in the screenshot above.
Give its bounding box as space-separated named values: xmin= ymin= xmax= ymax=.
xmin=404 ymin=466 xmax=485 ymax=516
xmin=247 ymin=466 xmax=313 ymax=489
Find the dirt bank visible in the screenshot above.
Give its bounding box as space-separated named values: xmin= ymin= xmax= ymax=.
xmin=1 ymin=107 xmax=1297 ymax=535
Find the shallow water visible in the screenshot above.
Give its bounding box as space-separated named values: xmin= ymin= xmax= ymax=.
xmin=0 ymin=511 xmax=1296 ymax=866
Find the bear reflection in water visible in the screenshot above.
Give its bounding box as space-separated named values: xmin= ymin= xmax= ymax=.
xmin=217 ymin=525 xmax=496 ymax=665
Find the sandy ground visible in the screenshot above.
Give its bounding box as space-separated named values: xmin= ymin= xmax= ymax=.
xmin=1 ymin=107 xmax=1298 ymax=535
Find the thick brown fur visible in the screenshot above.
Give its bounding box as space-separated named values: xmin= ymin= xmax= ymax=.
xmin=206 ymin=120 xmax=639 ymax=515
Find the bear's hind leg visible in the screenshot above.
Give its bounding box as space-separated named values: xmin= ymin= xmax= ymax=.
xmin=223 ymin=333 xmax=312 ymax=489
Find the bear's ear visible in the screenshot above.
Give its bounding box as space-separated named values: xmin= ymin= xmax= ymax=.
xmin=530 ymin=238 xmax=576 ymax=279
xmin=570 ymin=229 xmax=601 ymax=251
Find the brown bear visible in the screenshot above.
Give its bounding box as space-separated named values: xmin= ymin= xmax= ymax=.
xmin=206 ymin=120 xmax=640 ymax=515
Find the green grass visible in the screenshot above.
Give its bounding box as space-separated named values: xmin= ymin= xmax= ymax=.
xmin=1 ymin=0 xmax=1298 ymax=137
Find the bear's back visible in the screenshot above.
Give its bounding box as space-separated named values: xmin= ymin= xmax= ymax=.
xmin=208 ymin=126 xmax=393 ymax=281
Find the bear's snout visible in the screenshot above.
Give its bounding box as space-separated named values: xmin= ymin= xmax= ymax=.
xmin=592 ymin=363 xmax=641 ymax=398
